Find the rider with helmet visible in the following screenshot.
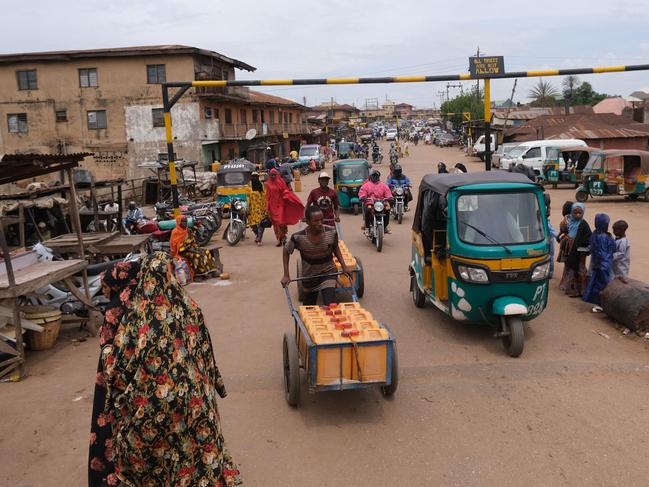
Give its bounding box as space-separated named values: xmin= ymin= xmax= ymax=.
xmin=359 ymin=169 xmax=393 ymax=233
xmin=386 ymin=164 xmax=413 ymax=211
xmin=389 ymin=143 xmax=398 ymax=163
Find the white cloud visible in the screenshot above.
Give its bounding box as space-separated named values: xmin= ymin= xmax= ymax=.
xmin=1 ymin=0 xmax=647 ymax=106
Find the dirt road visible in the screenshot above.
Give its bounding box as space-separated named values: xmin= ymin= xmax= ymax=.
xmin=2 ymin=142 xmax=649 ymax=486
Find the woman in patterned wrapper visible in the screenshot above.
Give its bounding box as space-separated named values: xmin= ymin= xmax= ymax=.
xmin=100 ymin=252 xmax=241 ymax=486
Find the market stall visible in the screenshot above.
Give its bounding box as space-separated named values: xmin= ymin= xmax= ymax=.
xmin=0 ymin=153 xmax=96 ymax=380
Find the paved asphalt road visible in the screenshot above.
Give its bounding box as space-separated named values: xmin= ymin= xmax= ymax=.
xmin=2 ymin=141 xmax=649 ymax=486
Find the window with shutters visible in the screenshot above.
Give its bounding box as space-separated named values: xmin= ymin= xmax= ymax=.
xmin=7 ymin=113 xmax=28 ymax=133
xmin=17 ymin=70 xmax=37 ymax=90
xmin=152 ymin=108 xmax=165 ymax=127
xmin=56 ymin=110 xmax=68 ymax=122
xmin=269 ymin=111 xmax=275 ymax=124
xmin=224 ymin=109 xmax=232 ymax=124
xmin=252 ymin=110 xmax=258 ymax=123
xmin=87 ymin=110 xmax=107 ymax=129
xmin=240 ymin=109 xmax=247 ymax=124
xmin=79 ymin=68 xmax=98 ymax=87
xmin=146 ymin=64 xmax=166 ymax=84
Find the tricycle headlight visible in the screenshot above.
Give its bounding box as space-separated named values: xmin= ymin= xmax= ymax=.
xmin=531 ymin=261 xmax=550 ymax=281
xmin=373 ymin=201 xmax=384 ymax=212
xmin=233 ymin=200 xmax=245 ymax=211
xmin=457 ymin=264 xmax=489 ymax=283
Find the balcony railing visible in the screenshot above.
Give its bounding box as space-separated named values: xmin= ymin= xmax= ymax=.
xmin=218 ymin=122 xmax=309 ymax=139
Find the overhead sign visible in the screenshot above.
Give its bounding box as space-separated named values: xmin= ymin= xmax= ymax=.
xmin=469 ymin=56 xmax=505 ymax=78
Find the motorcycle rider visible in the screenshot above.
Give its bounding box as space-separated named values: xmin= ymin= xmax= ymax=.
xmin=389 ymin=143 xmax=398 ymax=165
xmin=306 ymin=171 xmax=340 ymax=223
xmin=386 ymin=164 xmax=413 ymax=211
xmin=359 ymin=169 xmax=393 ymax=234
xmin=371 ymin=141 xmax=381 ymax=163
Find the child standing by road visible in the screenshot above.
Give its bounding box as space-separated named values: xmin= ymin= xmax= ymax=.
xmin=583 ymin=213 xmax=616 ymax=308
xmin=611 ymin=220 xmax=630 ymax=281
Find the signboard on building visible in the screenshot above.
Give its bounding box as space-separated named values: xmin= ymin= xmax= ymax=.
xmin=283 ymin=132 xmax=289 ymax=139
xmin=469 ymin=56 xmax=505 ymax=78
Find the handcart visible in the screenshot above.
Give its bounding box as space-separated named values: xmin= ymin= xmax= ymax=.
xmin=282 ymin=273 xmax=398 ymax=407
xmin=295 ymin=221 xmax=365 ymax=301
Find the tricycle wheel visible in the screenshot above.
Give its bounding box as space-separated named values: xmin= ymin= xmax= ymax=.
xmin=575 ymin=190 xmax=588 ymax=203
xmin=381 ymin=342 xmax=398 ymax=397
xmin=645 ymin=189 xmax=649 ymax=202
xmin=283 ymin=332 xmax=301 ymax=407
xmin=296 ymin=260 xmax=305 ymax=303
xmin=501 ymin=317 xmax=525 ymax=358
xmin=355 ymin=256 xmax=364 ymax=298
xmin=353 ymin=203 xmax=359 ymax=215
xmin=411 ymin=274 xmax=425 ymax=308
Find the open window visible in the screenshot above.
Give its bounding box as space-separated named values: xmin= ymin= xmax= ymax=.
xmin=623 ymin=155 xmax=642 ymax=181
xmin=414 ymin=189 xmax=447 ymax=264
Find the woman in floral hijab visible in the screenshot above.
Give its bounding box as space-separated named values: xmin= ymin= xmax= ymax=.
xmin=101 ymin=252 xmax=241 ymax=486
xmin=89 ymin=261 xmax=141 ymax=486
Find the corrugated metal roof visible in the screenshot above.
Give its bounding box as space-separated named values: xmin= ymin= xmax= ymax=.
xmin=248 ymin=90 xmax=303 ymax=107
xmin=0 ymin=153 xmax=91 ymax=185
xmin=0 ymin=45 xmax=256 ymax=72
xmin=505 ymin=113 xmax=649 ymax=142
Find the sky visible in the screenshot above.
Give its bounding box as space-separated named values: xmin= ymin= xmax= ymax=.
xmin=2 ymin=0 xmax=649 ymax=109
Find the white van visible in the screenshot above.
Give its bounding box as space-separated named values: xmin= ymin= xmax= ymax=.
xmin=500 ymin=139 xmax=587 ymax=173
xmin=473 ymin=134 xmax=497 ymax=160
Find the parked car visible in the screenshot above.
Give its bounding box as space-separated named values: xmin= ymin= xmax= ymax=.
xmin=500 ymin=139 xmax=587 ymax=175
xmin=492 ymin=143 xmax=521 ymax=168
xmin=298 ymin=144 xmax=325 ymax=170
xmin=385 ymin=128 xmax=398 ymax=141
xmin=472 ymin=134 xmax=497 ymax=161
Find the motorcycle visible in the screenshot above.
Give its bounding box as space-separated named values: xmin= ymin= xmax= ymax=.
xmin=389 ymin=151 xmax=399 ymax=166
xmin=29 ymin=243 xmax=140 ymax=316
xmin=224 ymin=198 xmax=247 ymax=246
xmin=372 ymin=149 xmax=383 ymax=164
xmin=391 ymin=186 xmax=408 ymax=224
xmin=363 ymin=199 xmax=391 ymax=252
xmin=152 ymin=202 xmax=221 ymax=246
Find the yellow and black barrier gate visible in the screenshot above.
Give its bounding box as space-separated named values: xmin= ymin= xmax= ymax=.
xmin=161 ymin=62 xmax=649 ymax=212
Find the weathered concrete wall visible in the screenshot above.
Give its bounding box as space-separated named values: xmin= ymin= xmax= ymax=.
xmin=125 ymin=101 xmax=220 ymax=179
xmin=0 ymin=54 xmax=196 ymax=180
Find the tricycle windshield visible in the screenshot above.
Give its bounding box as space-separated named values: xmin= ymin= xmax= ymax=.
xmin=299 ymin=146 xmax=318 ymax=157
xmin=338 ymin=165 xmax=369 ymax=181
xmin=584 ymin=153 xmax=604 ymax=171
xmin=220 ymin=172 xmax=247 ymax=186
xmin=456 ymin=192 xmax=545 ymax=246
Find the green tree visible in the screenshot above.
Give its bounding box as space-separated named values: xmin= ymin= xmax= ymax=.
xmin=571 ymin=81 xmax=609 ymax=105
xmin=441 ymin=88 xmax=484 ymax=127
xmin=528 ymin=79 xmax=559 ymax=107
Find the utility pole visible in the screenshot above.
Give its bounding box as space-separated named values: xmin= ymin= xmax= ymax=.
xmin=446 ymin=83 xmax=463 ymax=101
xmin=501 ymin=79 xmax=518 ymax=136
xmin=438 ymin=91 xmax=446 ymax=107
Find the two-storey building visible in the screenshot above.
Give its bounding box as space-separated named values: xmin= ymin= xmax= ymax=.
xmin=0 ymin=45 xmax=308 ymax=180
